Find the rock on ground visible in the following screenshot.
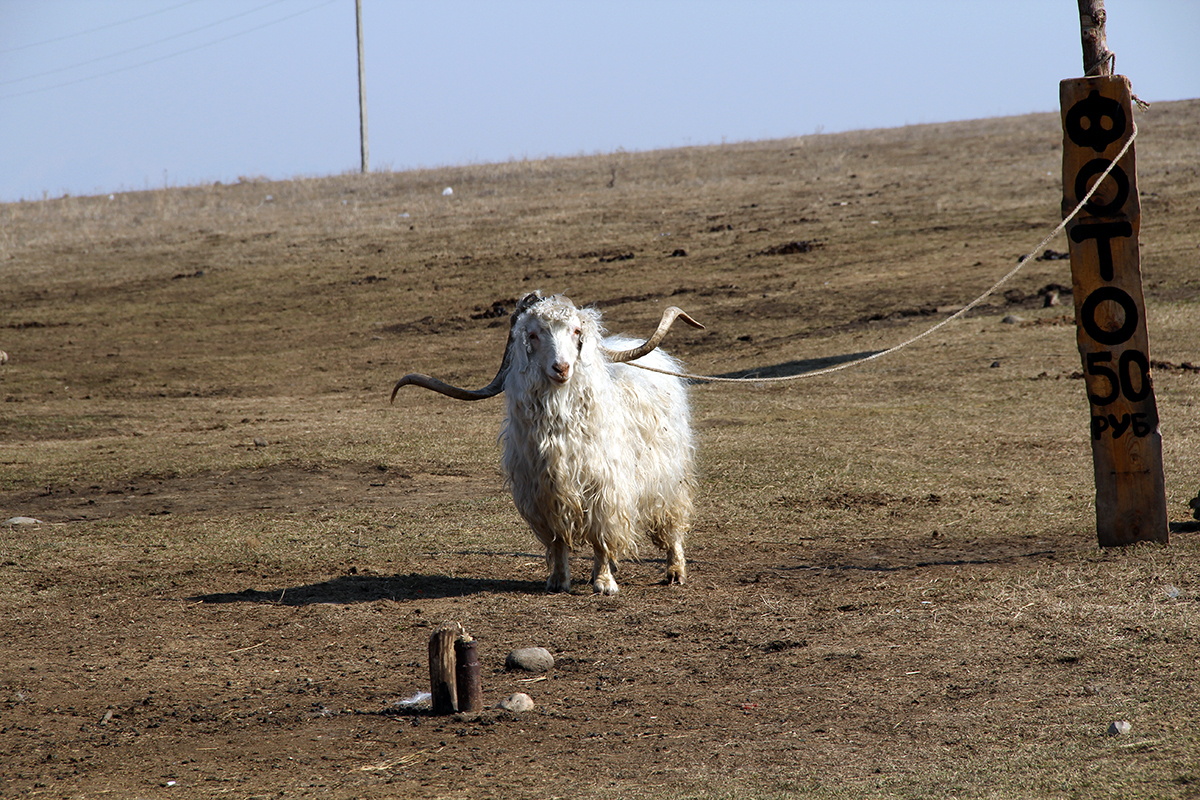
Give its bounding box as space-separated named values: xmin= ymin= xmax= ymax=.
xmin=498 ymin=693 xmax=534 ymax=712
xmin=1107 ymin=720 xmax=1132 ymax=736
xmin=505 ymin=647 xmax=554 ymax=673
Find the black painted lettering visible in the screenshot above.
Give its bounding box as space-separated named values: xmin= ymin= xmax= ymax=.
xmin=1085 ymin=351 xmax=1119 ymax=405
xmin=1107 ymin=414 xmax=1132 ymax=438
xmin=1065 ymin=89 xmax=1126 ymax=152
xmin=1079 ymin=285 xmax=1139 ymax=346
xmin=1131 ymin=412 xmax=1154 ymax=438
xmin=1092 ymin=412 xmax=1155 ymax=440
xmin=1119 ymin=349 xmax=1152 ymax=402
xmin=1074 ymin=158 xmax=1130 ymax=216
xmin=1070 ymin=221 xmax=1133 ymax=281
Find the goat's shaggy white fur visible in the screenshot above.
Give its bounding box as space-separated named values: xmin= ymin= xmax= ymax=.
xmin=500 ymin=295 xmax=695 ymax=594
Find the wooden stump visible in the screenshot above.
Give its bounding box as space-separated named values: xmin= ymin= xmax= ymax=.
xmin=428 ymin=623 xmax=459 ymax=714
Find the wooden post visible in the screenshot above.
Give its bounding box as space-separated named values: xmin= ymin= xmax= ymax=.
xmin=428 ymin=623 xmax=458 ymax=714
xmin=1076 ymin=0 xmax=1113 ymax=76
xmin=454 ymin=636 xmax=483 ymax=713
xmin=355 ymin=0 xmax=370 ymax=174
xmin=1061 ymin=11 xmax=1167 ymax=547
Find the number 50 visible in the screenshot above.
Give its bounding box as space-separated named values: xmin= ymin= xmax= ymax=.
xmin=1086 ymin=349 xmax=1152 ymax=405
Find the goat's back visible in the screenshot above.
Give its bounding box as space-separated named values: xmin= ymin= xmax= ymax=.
xmin=603 ymin=335 xmax=694 ymax=474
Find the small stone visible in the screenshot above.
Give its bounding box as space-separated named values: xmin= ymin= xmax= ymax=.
xmin=5 ymin=517 xmax=42 ymax=526
xmin=505 ymin=647 xmax=554 ymax=673
xmin=1107 ymin=720 xmax=1132 ymax=736
xmin=253 ymin=438 xmax=268 ymax=448
xmin=1001 ymin=315 xmax=1023 ymax=325
xmin=498 ymin=692 xmax=534 ymax=712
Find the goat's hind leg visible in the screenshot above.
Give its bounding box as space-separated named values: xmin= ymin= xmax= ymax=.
xmin=649 ymin=522 xmax=687 ymax=586
xmin=543 ymin=535 xmax=571 ymax=593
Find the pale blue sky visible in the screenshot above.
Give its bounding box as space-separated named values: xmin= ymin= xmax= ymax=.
xmin=1 ymin=1 xmax=1195 ymax=202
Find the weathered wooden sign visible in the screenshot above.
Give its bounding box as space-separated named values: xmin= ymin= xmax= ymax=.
xmin=1060 ymin=75 xmax=1167 ymax=546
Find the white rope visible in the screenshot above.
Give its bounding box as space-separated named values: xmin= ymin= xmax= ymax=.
xmin=632 ymin=121 xmax=1140 ymax=385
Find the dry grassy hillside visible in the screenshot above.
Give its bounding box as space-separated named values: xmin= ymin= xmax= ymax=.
xmin=1 ymin=100 xmax=1199 ymax=799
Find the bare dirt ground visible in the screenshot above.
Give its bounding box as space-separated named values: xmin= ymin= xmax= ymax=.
xmin=2 ymin=100 xmax=1200 ymax=799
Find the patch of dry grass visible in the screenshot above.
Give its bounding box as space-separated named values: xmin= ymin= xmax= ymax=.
xmin=2 ymin=101 xmax=1199 ymax=799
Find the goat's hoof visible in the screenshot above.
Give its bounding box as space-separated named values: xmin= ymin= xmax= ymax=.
xmin=665 ymin=566 xmax=686 ymax=586
xmin=545 ymin=576 xmax=571 ymax=593
xmin=592 ymin=577 xmax=619 ymax=596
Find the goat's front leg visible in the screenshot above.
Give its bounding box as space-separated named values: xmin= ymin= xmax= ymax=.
xmin=545 ymin=537 xmax=571 ymax=593
xmin=591 ymin=542 xmax=619 ymax=595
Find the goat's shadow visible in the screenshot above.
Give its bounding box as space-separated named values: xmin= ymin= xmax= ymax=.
xmin=191 ymin=558 xmax=545 ymax=606
xmin=704 ymin=350 xmax=883 ymax=382
xmin=190 ymin=550 xmax=699 ymax=607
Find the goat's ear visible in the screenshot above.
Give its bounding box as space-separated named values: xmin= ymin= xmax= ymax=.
xmin=578 ymin=307 xmax=603 ymax=340
xmin=516 ymin=318 xmax=540 ymax=356
xmin=508 ymin=324 xmax=532 ymax=372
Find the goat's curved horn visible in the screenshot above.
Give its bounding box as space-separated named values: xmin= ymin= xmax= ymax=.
xmin=390 ymin=292 xmax=544 ymax=403
xmin=601 ymin=306 xmax=705 ymax=363
xmin=390 ymin=362 xmax=508 ymax=402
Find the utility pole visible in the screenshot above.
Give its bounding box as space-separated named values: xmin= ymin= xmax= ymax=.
xmin=356 ymin=0 xmax=369 ymax=173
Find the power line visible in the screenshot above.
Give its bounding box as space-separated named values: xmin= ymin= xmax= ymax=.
xmin=0 ymin=0 xmax=206 ymax=55
xmin=0 ymin=0 xmax=339 ymax=101
xmin=1 ymin=0 xmax=294 ymax=88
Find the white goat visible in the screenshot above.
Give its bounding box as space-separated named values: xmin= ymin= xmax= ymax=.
xmin=391 ymin=292 xmax=702 ymax=595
